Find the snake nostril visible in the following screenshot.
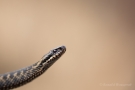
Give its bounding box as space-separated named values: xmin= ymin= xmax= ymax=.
xmin=61 ymin=46 xmax=66 ymax=52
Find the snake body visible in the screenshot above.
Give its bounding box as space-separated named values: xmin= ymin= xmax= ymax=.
xmin=0 ymin=46 xmax=66 ymax=90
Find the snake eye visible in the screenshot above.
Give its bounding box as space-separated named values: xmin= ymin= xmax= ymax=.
xmin=53 ymin=49 xmax=57 ymax=53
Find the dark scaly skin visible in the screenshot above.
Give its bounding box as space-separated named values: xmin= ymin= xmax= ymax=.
xmin=0 ymin=46 xmax=66 ymax=90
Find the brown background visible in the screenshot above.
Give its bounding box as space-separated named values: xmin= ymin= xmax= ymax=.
xmin=0 ymin=0 xmax=135 ymax=90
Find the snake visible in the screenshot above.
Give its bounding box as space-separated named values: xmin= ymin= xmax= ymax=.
xmin=0 ymin=46 xmax=66 ymax=90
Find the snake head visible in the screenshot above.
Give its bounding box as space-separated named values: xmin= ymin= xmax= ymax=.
xmin=50 ymin=45 xmax=66 ymax=58
xmin=40 ymin=46 xmax=66 ymax=70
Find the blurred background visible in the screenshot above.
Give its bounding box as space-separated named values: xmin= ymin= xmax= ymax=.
xmin=0 ymin=0 xmax=135 ymax=90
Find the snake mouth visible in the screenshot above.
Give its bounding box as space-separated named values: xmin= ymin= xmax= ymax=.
xmin=49 ymin=45 xmax=66 ymax=61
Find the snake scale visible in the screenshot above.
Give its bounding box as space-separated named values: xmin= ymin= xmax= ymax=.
xmin=0 ymin=46 xmax=66 ymax=90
